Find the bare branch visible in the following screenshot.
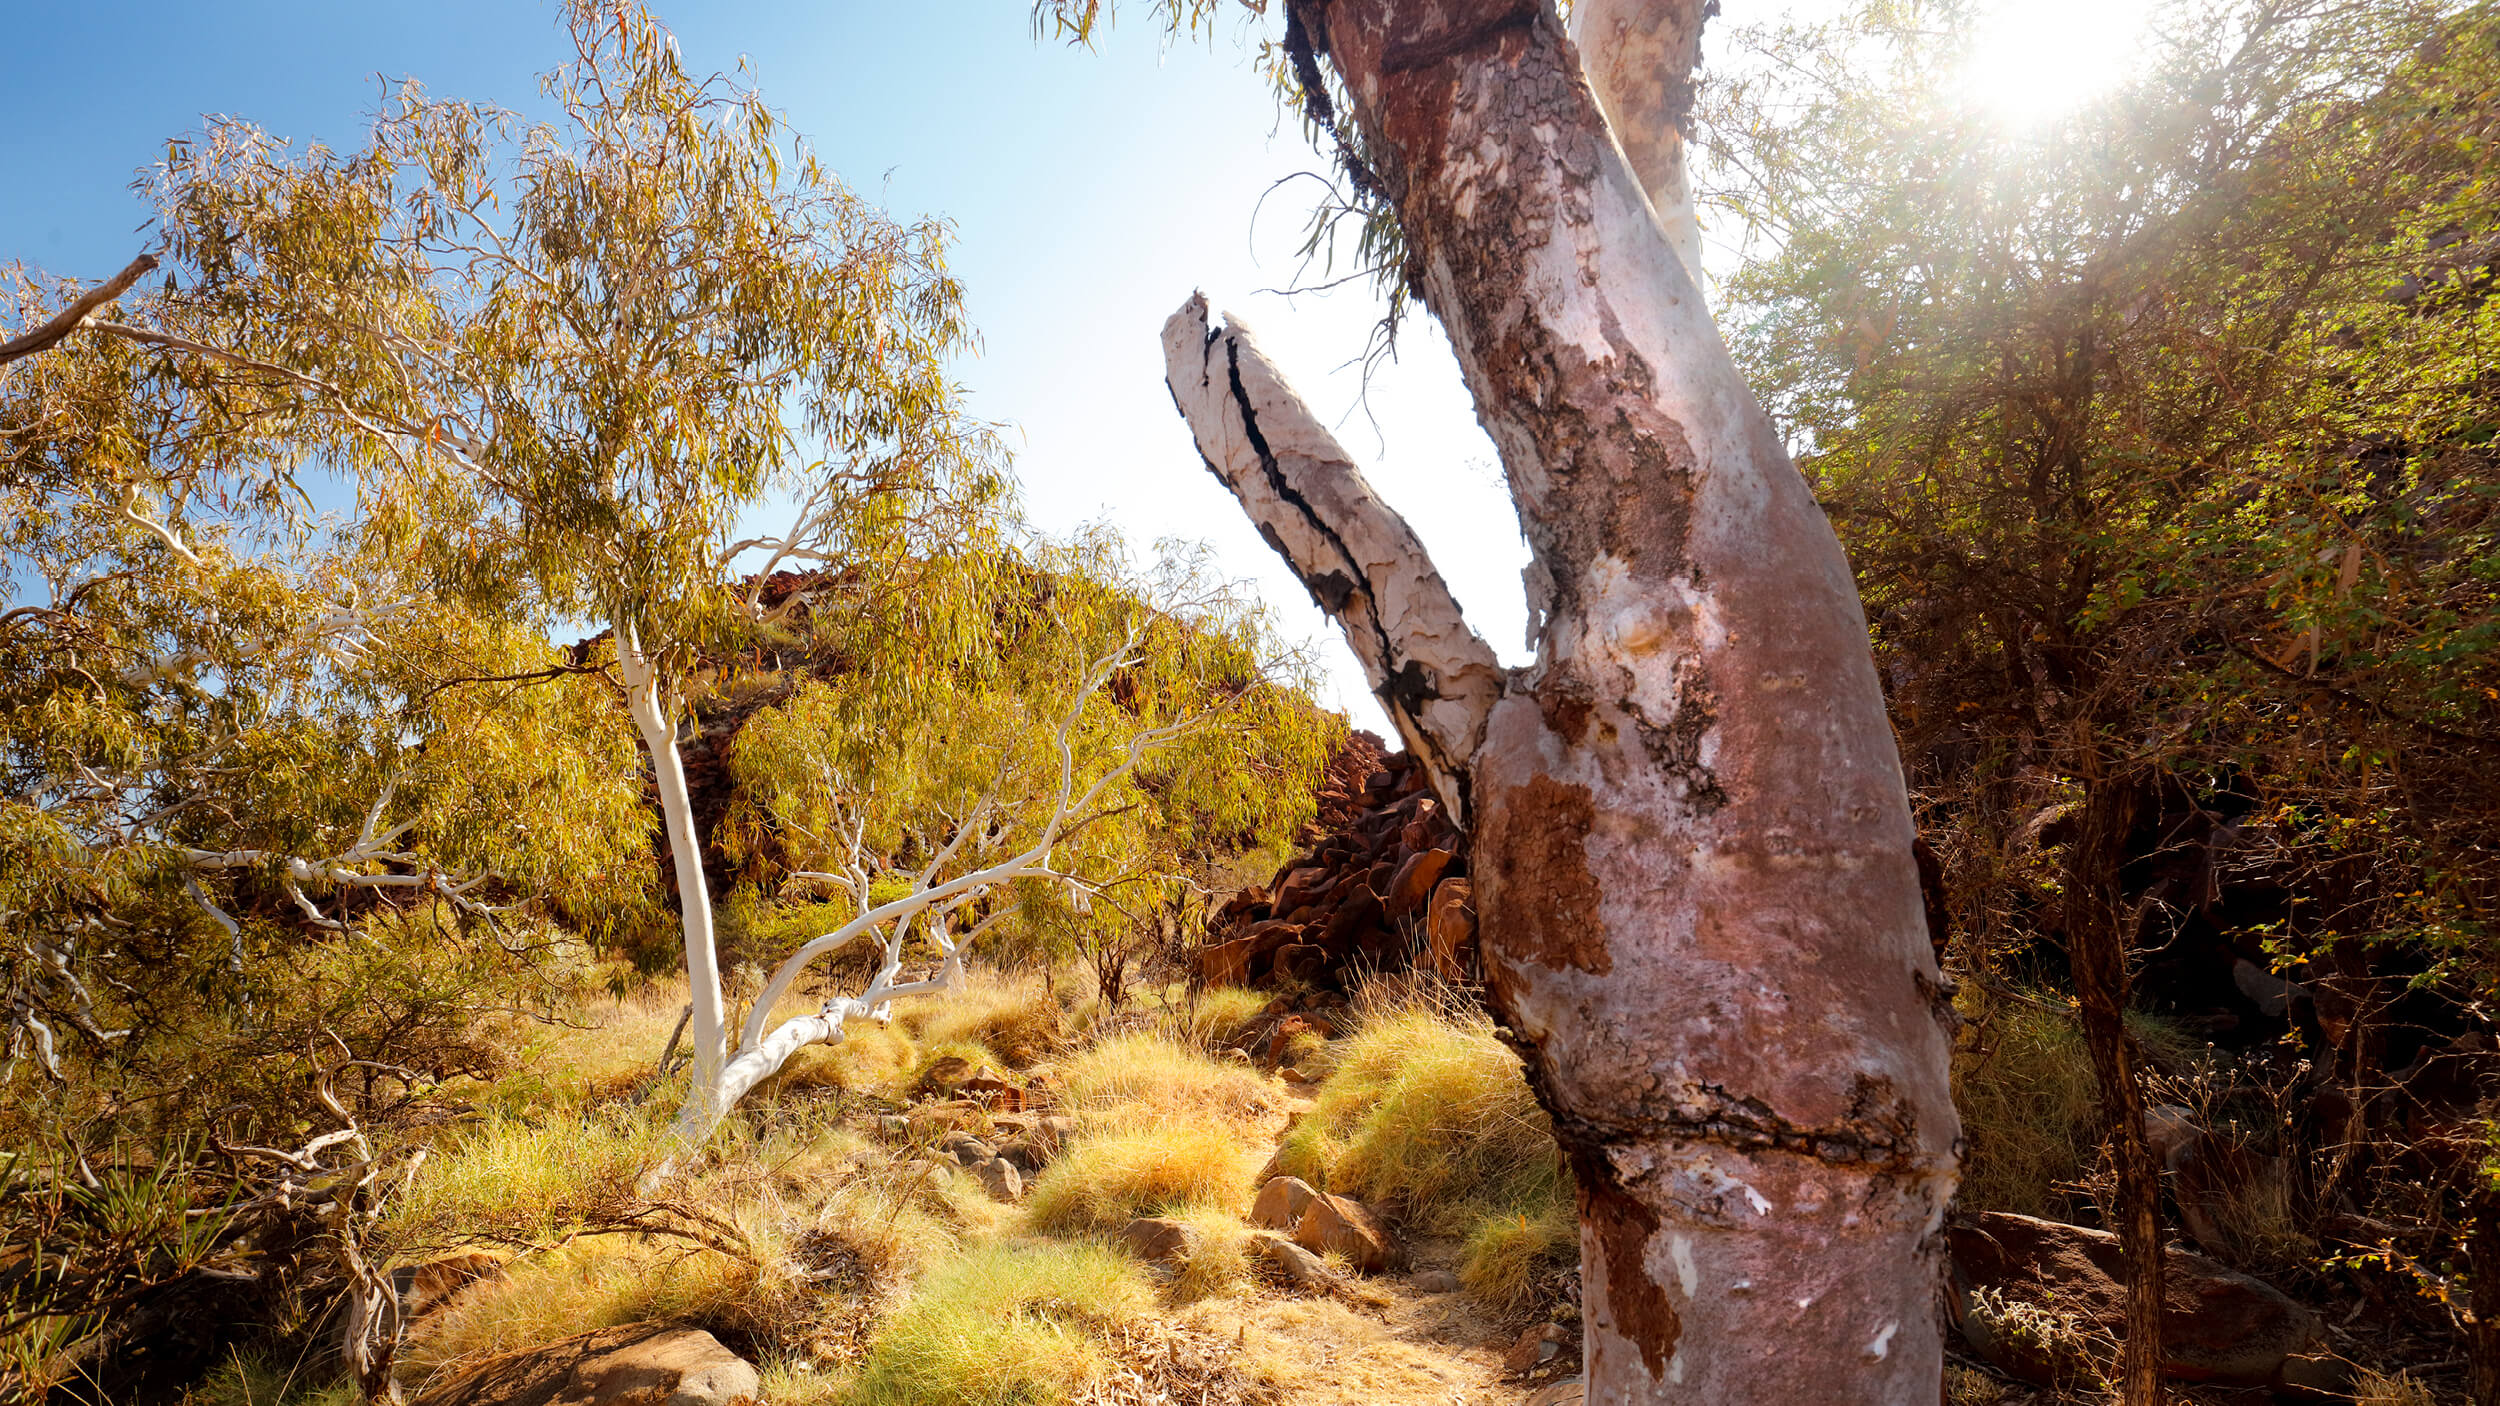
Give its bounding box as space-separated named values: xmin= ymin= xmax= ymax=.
xmin=0 ymin=254 xmax=158 ymax=367
xmin=1162 ymin=293 xmax=1502 ymax=822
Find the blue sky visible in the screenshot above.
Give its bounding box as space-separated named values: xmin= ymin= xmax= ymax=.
xmin=0 ymin=1 xmax=1529 ymax=732
xmin=0 ymin=1 xmax=2134 ymax=728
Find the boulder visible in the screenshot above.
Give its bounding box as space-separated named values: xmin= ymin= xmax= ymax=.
xmin=409 ymin=1322 xmax=760 ymax=1406
xmin=1118 ymin=1216 xmax=1204 ymax=1266
xmin=1250 ymin=1231 xmax=1339 ymax=1291
xmin=1249 ymin=1175 xmax=1320 ymax=1231
xmin=1424 ymin=879 xmax=1474 ymax=980
xmin=1271 ymin=943 xmax=1330 ymax=984
xmin=1199 ymin=936 xmax=1253 ymax=987
xmin=976 ymin=1156 xmax=1024 ymax=1201
xmin=1272 ymin=867 xmax=1332 ymax=915
xmin=1524 ymin=1379 xmax=1586 ymax=1406
xmin=1947 ymin=1211 xmax=2339 ymax=1390
xmin=1293 ymin=1191 xmax=1402 ymax=1273
xmin=1384 ymin=847 xmax=1455 ymax=917
xmin=940 ymin=1132 xmax=994 ymax=1168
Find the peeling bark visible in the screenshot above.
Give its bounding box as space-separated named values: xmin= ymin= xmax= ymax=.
xmin=1164 ymin=2 xmax=1959 ymax=1399
xmin=1163 ymin=296 xmax=1504 ymax=823
xmin=1568 ymin=0 xmax=1707 ymax=289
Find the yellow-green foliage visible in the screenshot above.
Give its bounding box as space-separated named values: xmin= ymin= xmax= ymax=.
xmin=1279 ymin=1004 xmax=1565 ymax=1230
xmin=851 ymin=1241 xmax=1152 ymax=1406
xmin=1951 ymin=995 xmax=2101 ymax=1218
xmin=389 ymin=1113 xmax=673 ymax=1252
xmin=1278 ymin=996 xmax=1575 ymax=1310
xmin=1024 ymin=1125 xmax=1264 ymax=1232
xmin=397 ymin=1239 xmax=757 ymax=1382
xmin=1179 ymin=986 xmax=1269 ymax=1051
xmin=1058 ymin=1034 xmax=1278 ymax=1132
xmin=767 ymin=1021 xmax=920 ymax=1101
xmin=1461 ymin=1202 xmax=1578 ymax=1314
xmin=187 ymin=1355 xmax=362 ymax=1406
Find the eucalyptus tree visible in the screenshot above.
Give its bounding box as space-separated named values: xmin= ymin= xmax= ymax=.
xmin=4 ymin=1 xmax=1030 ymax=1141
xmin=1049 ymin=2 xmax=1962 ymax=1399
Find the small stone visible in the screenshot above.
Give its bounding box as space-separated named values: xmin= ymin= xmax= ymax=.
xmin=1293 ymin=1191 xmax=1402 ymax=1273
xmin=1249 ymin=1231 xmax=1338 ymax=1291
xmin=942 ymin=1132 xmax=995 ymax=1168
xmin=1505 ymin=1323 xmax=1572 ymax=1374
xmin=1249 ymin=1175 xmax=1319 ymax=1231
xmin=977 ymin=1156 xmax=1023 ymax=1201
xmin=1524 ymin=1378 xmax=1586 ymax=1406
xmin=1118 ymin=1216 xmax=1204 ymax=1266
xmin=409 ymin=1323 xmax=759 ymax=1406
xmin=1410 ymin=1269 xmax=1461 ymax=1293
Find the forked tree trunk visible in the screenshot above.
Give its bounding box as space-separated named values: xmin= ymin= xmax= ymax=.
xmin=1165 ymin=2 xmax=1958 ymax=1400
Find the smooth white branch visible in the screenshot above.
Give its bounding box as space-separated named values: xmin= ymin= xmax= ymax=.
xmin=1161 ymin=294 xmax=1502 ymax=824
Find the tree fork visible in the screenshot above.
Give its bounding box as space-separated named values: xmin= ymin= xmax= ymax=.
xmin=1170 ymin=2 xmax=1957 ymax=1398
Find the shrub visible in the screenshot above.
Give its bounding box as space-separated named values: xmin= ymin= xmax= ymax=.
xmin=903 ymin=980 xmax=1067 ymax=1068
xmin=1178 ymin=986 xmax=1270 ymax=1051
xmin=1024 ymin=1125 xmax=1263 ymax=1232
xmin=1461 ymin=1201 xmax=1577 ymax=1313
xmin=851 ymin=1241 xmax=1151 ymax=1406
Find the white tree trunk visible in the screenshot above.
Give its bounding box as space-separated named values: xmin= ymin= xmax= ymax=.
xmin=614 ymin=617 xmax=729 ymax=1126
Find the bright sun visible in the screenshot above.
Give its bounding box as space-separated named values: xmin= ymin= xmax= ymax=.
xmin=1959 ymin=0 xmax=2159 ymax=122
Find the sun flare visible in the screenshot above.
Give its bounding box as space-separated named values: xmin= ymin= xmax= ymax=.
xmin=1960 ymin=0 xmax=2158 ymax=122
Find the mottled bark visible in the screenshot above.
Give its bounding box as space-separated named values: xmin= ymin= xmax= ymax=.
xmin=1165 ymin=2 xmax=1959 ymax=1400
xmin=1568 ymin=0 xmax=1705 ymax=288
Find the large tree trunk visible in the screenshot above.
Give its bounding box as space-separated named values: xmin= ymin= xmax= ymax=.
xmin=1165 ymin=3 xmax=1958 ymax=1400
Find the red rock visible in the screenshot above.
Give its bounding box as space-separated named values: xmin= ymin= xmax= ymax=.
xmin=1293 ymin=1191 xmax=1402 ymax=1272
xmin=1386 ymin=847 xmax=1455 ymax=917
xmin=1250 ymin=1175 xmax=1320 ymax=1230
xmin=1271 ymin=943 xmax=1329 ymax=984
xmin=1119 ymin=1216 xmax=1203 ymax=1265
xmin=1244 ymin=919 xmax=1305 ymax=958
xmin=1425 ymin=878 xmax=1475 ymax=979
xmin=1947 ymin=1211 xmax=2338 ymax=1390
xmin=1320 ymin=890 xmax=1384 ymax=948
xmin=1200 ymin=936 xmax=1253 ymax=987
xmin=1265 ymin=1015 xmax=1318 ymax=1065
xmin=1273 ymin=866 xmax=1332 ymax=914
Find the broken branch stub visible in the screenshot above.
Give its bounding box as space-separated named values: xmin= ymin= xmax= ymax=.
xmin=1162 ymin=294 xmax=1503 ymax=824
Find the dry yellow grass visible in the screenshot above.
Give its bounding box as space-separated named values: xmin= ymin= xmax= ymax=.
xmin=1951 ymin=994 xmax=2102 ymax=1218
xmin=900 ymin=977 xmax=1068 ymax=1068
xmin=1057 ymin=1033 xmax=1280 ymax=1132
xmin=1024 ymin=1124 xmax=1265 ymax=1232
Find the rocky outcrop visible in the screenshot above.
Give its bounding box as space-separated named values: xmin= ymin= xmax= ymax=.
xmin=408 ymin=1323 xmax=760 ymax=1406
xmin=1197 ymin=741 xmax=1475 ymax=992
xmin=1946 ymin=1211 xmax=2344 ymax=1392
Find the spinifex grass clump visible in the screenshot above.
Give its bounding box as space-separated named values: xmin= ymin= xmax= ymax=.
xmin=1273 ymin=986 xmax=1574 ymax=1310
xmin=1023 ymin=1125 xmax=1264 ymax=1232
xmin=851 ymin=1241 xmax=1153 ymax=1406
